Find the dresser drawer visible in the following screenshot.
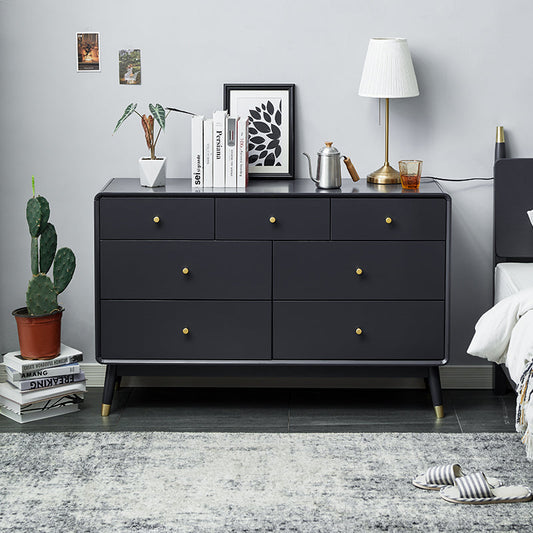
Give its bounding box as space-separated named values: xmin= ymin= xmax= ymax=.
xmin=331 ymin=198 xmax=446 ymax=240
xmin=100 ymin=301 xmax=271 ymax=359
xmin=274 ymin=241 xmax=445 ymax=300
xmin=216 ymin=198 xmax=330 ymax=240
xmin=273 ymin=301 xmax=444 ymax=360
xmin=99 ymin=198 xmax=214 ymax=239
xmin=100 ymin=241 xmax=271 ymax=299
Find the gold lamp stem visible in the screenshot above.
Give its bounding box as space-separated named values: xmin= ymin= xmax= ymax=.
xmin=367 ymin=97 xmax=401 ymax=184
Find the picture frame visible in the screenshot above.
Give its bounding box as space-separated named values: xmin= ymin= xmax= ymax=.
xmin=224 ymin=84 xmax=295 ymax=179
xmin=77 ymin=32 xmax=100 ymax=72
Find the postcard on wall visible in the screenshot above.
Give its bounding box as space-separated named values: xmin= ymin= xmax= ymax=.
xmin=119 ymin=49 xmax=141 ymax=85
xmin=77 ymin=33 xmax=100 ymax=72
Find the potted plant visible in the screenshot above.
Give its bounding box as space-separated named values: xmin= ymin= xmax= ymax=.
xmin=114 ymin=104 xmax=195 ymax=188
xmin=12 ymin=177 xmax=76 ymax=360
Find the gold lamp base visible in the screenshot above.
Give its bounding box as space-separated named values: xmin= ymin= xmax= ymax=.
xmin=367 ymin=163 xmax=401 ymax=185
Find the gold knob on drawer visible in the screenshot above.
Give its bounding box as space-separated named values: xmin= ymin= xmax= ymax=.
xmin=355 ymin=328 xmax=363 ymax=335
xmin=182 ymin=267 xmax=189 ymax=275
xmin=269 ymin=216 xmax=276 ymax=224
xmin=385 ymin=217 xmax=392 ymax=224
xmin=182 ymin=327 xmax=189 ymax=335
xmin=355 ymin=268 xmax=363 ymax=276
xmin=153 ymin=216 xmax=160 ymax=223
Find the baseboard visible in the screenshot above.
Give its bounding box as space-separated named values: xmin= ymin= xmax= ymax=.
xmin=0 ymin=364 xmax=494 ymax=389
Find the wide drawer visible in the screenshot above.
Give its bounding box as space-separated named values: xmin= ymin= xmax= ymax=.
xmin=273 ymin=301 xmax=445 ymax=360
xmin=274 ymin=241 xmax=445 ymax=300
xmin=331 ymin=198 xmax=447 ymax=240
xmin=100 ymin=301 xmax=271 ymax=360
xmin=216 ymin=198 xmax=330 ymax=240
xmin=99 ymin=197 xmax=214 ymax=239
xmin=100 ymin=241 xmax=271 ymax=299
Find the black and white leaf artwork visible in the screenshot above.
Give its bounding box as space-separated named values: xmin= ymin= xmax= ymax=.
xmin=247 ymin=100 xmax=282 ymax=167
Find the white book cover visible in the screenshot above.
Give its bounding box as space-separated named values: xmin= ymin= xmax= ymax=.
xmin=237 ymin=117 xmax=249 ymax=188
xmin=203 ymin=118 xmax=214 ymax=187
xmin=191 ymin=115 xmax=204 ymax=188
xmin=0 ymin=404 xmax=80 ymax=424
xmin=213 ymin=110 xmax=227 ymax=187
xmin=0 ymin=392 xmax=85 ymax=415
xmin=0 ymin=380 xmax=87 ymax=406
xmin=225 ymin=116 xmax=238 ymax=188
xmin=3 ymin=344 xmax=83 ymax=373
xmin=6 ymin=362 xmax=81 ymax=382
xmin=9 ymin=372 xmax=86 ymax=391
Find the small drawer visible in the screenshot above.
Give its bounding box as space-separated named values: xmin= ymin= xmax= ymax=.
xmin=273 ymin=301 xmax=445 ymax=360
xmin=100 ymin=241 xmax=271 ymax=300
xmin=331 ymin=198 xmax=447 ymax=240
xmin=274 ymin=241 xmax=445 ymax=300
xmin=100 ymin=300 xmax=271 ymax=360
xmin=99 ymin=197 xmax=214 ymax=239
xmin=216 ymin=198 xmax=330 ymax=240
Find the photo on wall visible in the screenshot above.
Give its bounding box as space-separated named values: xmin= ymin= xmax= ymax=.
xmin=119 ymin=49 xmax=141 ymax=85
xmin=224 ymin=84 xmax=295 ymax=179
xmin=76 ymin=33 xmax=100 ymax=72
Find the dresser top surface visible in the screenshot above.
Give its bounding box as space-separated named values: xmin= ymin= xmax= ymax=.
xmin=98 ymin=178 xmax=447 ymax=197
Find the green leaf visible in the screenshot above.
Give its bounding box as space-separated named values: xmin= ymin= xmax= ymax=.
xmin=150 ymin=103 xmax=166 ymax=131
xmin=113 ymin=103 xmax=137 ymax=133
xmin=53 ymin=247 xmax=76 ymax=294
xmin=26 ymin=197 xmax=42 ymax=237
xmin=39 ymin=223 xmax=57 ymax=274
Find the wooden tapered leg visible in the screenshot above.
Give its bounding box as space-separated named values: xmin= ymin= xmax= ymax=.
xmin=102 ymin=364 xmax=117 ymax=417
xmin=427 ymin=366 xmax=444 ymax=419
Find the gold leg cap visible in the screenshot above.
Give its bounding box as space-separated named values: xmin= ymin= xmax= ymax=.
xmin=434 ymin=405 xmax=444 ymax=419
xmin=101 ymin=404 xmax=111 ymax=417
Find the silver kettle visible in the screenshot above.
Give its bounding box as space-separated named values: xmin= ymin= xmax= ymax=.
xmin=303 ymin=142 xmax=359 ymax=189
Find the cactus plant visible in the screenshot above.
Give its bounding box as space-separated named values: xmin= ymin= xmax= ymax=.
xmin=24 ymin=176 xmax=76 ymax=316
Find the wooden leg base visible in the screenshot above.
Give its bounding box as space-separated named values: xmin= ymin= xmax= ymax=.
xmin=101 ymin=404 xmax=111 ymax=417
xmin=434 ymin=405 xmax=444 ymax=419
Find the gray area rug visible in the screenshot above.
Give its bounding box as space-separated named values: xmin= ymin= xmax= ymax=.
xmin=0 ymin=432 xmax=532 ymax=532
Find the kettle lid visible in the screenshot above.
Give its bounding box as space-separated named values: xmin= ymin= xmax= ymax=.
xmin=318 ymin=142 xmax=340 ymax=156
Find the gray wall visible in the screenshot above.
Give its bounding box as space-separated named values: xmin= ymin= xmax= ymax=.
xmin=0 ymin=0 xmax=527 ymax=365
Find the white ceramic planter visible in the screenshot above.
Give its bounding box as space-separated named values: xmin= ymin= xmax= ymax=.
xmin=139 ymin=157 xmax=167 ymax=187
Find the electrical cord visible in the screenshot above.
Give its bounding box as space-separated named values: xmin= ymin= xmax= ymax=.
xmin=424 ymin=176 xmax=493 ymax=182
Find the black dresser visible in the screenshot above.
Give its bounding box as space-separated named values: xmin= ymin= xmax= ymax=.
xmin=95 ymin=178 xmax=451 ymax=417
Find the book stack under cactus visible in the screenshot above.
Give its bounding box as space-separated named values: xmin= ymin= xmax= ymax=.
xmin=0 ymin=344 xmax=86 ymax=423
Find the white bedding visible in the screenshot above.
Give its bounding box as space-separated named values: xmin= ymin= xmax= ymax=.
xmin=495 ymin=263 xmax=533 ymax=302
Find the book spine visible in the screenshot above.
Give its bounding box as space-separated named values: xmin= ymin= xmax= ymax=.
xmin=191 ymin=115 xmax=204 ymax=188
xmin=225 ymin=116 xmax=237 ymax=188
xmin=203 ymin=119 xmax=214 ymax=187
xmin=0 ymin=380 xmax=87 ymax=404
xmin=237 ymin=117 xmax=249 ymax=188
xmin=11 ymin=372 xmax=86 ymax=391
xmin=213 ymin=110 xmax=227 ymax=187
xmin=0 ymin=393 xmax=84 ymax=415
xmin=4 ymin=352 xmax=83 ymax=373
xmin=7 ymin=363 xmax=81 ymax=381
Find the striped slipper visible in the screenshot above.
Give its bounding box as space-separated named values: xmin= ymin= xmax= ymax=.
xmin=412 ymin=464 xmax=502 ymax=491
xmin=440 ymin=472 xmax=532 ymax=504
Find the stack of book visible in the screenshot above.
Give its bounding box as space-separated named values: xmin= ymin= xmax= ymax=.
xmin=0 ymin=344 xmax=86 ymax=423
xmin=191 ymin=111 xmax=249 ymax=189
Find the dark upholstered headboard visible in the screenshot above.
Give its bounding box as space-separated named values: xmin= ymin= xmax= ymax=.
xmin=494 ymin=158 xmax=533 ymax=261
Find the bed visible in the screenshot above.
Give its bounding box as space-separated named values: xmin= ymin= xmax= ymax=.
xmin=468 ymin=158 xmax=533 ymax=459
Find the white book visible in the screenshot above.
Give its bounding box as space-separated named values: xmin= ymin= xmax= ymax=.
xmin=203 ymin=118 xmax=214 ymax=187
xmin=0 ymin=380 xmax=87 ymax=406
xmin=213 ymin=110 xmax=227 ymax=187
xmin=9 ymin=371 xmax=86 ymax=391
xmin=225 ymin=116 xmax=238 ymax=188
xmin=191 ymin=115 xmax=204 ymax=188
xmin=0 ymin=392 xmax=84 ymax=415
xmin=3 ymin=344 xmax=82 ymax=373
xmin=236 ymin=117 xmax=249 ymax=188
xmin=0 ymin=404 xmax=80 ymax=424
xmin=6 ymin=362 xmax=81 ymax=382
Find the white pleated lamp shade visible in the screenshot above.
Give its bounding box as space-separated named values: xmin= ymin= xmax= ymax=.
xmin=359 ymin=38 xmax=419 ymax=98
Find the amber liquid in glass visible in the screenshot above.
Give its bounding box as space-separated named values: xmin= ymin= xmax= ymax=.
xmin=400 ymin=174 xmax=420 ymax=189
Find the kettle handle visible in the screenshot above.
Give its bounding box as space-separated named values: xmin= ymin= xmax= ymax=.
xmin=343 ymin=156 xmax=360 ymax=182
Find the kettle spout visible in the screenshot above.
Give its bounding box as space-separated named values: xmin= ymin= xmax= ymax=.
xmin=302 ymin=153 xmax=318 ymax=184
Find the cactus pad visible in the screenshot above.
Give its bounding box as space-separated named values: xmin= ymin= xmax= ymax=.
xmin=36 ymin=196 xmax=50 ymax=232
xmin=39 ymin=223 xmax=57 ymax=274
xmin=26 ymin=198 xmax=42 ymax=237
xmin=31 ymin=237 xmax=39 ymax=276
xmin=53 ymin=247 xmax=75 ymax=294
xmin=26 ymin=274 xmax=58 ymax=316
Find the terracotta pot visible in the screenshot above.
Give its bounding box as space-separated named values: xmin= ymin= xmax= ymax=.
xmin=12 ymin=307 xmax=63 ymax=360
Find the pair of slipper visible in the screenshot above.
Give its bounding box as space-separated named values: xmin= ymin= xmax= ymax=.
xmin=413 ymin=464 xmax=532 ymax=504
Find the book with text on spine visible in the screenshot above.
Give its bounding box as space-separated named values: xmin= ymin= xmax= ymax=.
xmin=225 ymin=116 xmax=238 ymax=188
xmin=213 ymin=110 xmax=227 ymax=187
xmin=203 ymin=118 xmax=214 ymax=187
xmin=0 ymin=380 xmax=86 ymax=406
xmin=3 ymin=344 xmax=82 ymax=373
xmin=236 ymin=116 xmax=249 ymax=188
xmin=8 ymin=371 xmax=86 ymax=391
xmin=6 ymin=362 xmax=81 ymax=382
xmin=1 ymin=404 xmax=80 ymax=424
xmin=191 ymin=115 xmax=204 ymax=188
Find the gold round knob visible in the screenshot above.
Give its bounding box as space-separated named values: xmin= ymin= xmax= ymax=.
xmin=355 ymin=328 xmax=363 ymax=335
xmin=182 ymin=267 xmax=189 ymax=275
xmin=153 ymin=216 xmax=160 ymax=223
xmin=355 ymin=268 xmax=363 ymax=276
xmin=385 ymin=217 xmax=392 ymax=224
xmin=182 ymin=327 xmax=189 ymax=335
xmin=269 ymin=216 xmax=276 ymax=224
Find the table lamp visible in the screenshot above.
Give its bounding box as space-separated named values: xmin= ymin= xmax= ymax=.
xmin=359 ymin=38 xmax=419 ymax=184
